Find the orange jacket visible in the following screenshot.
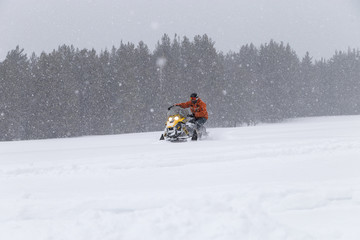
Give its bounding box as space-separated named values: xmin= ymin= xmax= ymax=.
xmin=176 ymin=98 xmax=208 ymax=119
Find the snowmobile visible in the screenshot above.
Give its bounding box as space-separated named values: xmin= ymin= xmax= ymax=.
xmin=159 ymin=106 xmax=207 ymax=142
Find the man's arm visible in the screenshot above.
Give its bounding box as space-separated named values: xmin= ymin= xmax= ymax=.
xmin=176 ymin=101 xmax=191 ymax=108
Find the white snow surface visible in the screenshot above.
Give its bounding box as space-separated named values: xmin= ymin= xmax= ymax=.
xmin=1 ymin=115 xmax=360 ymax=240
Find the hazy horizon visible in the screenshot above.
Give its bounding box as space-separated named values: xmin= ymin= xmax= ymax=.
xmin=1 ymin=0 xmax=360 ymax=60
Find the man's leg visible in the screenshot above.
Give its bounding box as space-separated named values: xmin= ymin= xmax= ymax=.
xmin=195 ymin=117 xmax=207 ymax=130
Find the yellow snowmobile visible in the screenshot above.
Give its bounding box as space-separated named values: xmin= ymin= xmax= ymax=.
xmin=160 ymin=106 xmax=199 ymax=141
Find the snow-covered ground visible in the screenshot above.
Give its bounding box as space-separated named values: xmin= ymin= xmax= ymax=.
xmin=1 ymin=115 xmax=360 ymax=240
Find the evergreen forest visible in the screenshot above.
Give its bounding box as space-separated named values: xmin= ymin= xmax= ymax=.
xmin=1 ymin=34 xmax=360 ymax=141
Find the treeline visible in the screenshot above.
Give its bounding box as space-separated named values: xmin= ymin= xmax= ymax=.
xmin=0 ymin=34 xmax=360 ymax=141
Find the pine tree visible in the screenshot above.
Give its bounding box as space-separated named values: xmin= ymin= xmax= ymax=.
xmin=0 ymin=46 xmax=31 ymax=140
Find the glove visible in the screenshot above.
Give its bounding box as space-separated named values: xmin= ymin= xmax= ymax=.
xmin=188 ymin=113 xmax=195 ymax=118
xmin=168 ymin=105 xmax=174 ymax=110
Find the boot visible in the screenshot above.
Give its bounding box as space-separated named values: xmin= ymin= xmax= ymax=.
xmin=191 ymin=130 xmax=198 ymax=141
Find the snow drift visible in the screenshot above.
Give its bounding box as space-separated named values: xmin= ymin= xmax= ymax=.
xmin=1 ymin=115 xmax=360 ymax=240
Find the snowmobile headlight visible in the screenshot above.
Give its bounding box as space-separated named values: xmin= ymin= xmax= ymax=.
xmin=174 ymin=116 xmax=179 ymax=120
xmin=169 ymin=117 xmax=173 ymax=122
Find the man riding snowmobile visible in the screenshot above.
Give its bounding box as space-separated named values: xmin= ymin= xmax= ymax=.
xmin=170 ymin=93 xmax=208 ymax=136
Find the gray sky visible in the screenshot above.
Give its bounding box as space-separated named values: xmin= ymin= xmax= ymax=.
xmin=1 ymin=0 xmax=360 ymax=60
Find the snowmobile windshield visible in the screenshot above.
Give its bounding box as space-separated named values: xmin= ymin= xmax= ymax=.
xmin=167 ymin=106 xmax=190 ymax=118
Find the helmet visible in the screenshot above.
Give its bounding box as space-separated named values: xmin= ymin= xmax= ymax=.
xmin=190 ymin=93 xmax=198 ymax=98
xmin=190 ymin=93 xmax=198 ymax=103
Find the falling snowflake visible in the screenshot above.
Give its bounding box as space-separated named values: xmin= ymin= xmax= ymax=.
xmin=156 ymin=57 xmax=167 ymax=69
xmin=150 ymin=21 xmax=159 ymax=30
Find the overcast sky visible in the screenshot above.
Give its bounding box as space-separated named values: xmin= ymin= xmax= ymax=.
xmin=1 ymin=0 xmax=360 ymax=61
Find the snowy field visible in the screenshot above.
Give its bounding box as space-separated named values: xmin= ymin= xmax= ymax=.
xmin=1 ymin=115 xmax=360 ymax=240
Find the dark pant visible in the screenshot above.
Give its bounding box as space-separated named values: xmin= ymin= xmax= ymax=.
xmin=195 ymin=117 xmax=207 ymax=129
